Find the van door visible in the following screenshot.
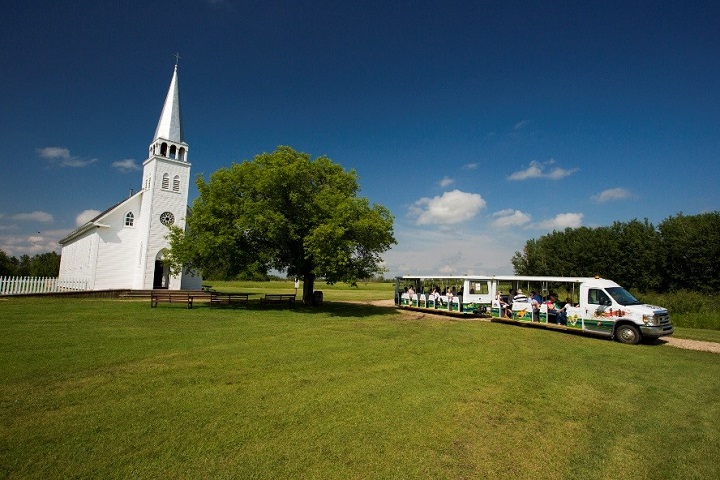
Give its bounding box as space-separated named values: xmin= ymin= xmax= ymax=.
xmin=584 ymin=288 xmax=614 ymax=336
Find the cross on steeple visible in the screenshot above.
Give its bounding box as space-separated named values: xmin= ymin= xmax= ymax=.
xmin=173 ymin=52 xmax=181 ymax=67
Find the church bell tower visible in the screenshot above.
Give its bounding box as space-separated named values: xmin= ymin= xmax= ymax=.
xmin=133 ymin=64 xmax=192 ymax=289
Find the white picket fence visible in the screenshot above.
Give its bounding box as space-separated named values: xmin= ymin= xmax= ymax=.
xmin=0 ymin=276 xmax=89 ymax=295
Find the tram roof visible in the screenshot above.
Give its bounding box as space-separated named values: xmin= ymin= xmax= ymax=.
xmin=396 ymin=274 xmax=602 ymax=284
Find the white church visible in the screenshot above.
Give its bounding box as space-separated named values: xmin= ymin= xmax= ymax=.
xmin=58 ymin=65 xmax=202 ymax=291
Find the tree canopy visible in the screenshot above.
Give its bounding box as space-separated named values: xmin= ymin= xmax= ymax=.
xmin=659 ymin=212 xmax=720 ymax=292
xmin=166 ymin=146 xmax=396 ymax=303
xmin=511 ymin=212 xmax=720 ymax=293
xmin=0 ymin=250 xmax=60 ymax=277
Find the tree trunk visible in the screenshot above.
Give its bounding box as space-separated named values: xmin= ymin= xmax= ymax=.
xmin=302 ymin=272 xmax=316 ymax=305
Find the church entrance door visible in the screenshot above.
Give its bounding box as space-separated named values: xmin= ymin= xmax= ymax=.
xmin=153 ymin=261 xmax=166 ymax=289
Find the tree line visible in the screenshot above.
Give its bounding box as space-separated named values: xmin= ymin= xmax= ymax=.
xmin=0 ymin=251 xmax=61 ymax=277
xmin=511 ymin=212 xmax=720 ymax=293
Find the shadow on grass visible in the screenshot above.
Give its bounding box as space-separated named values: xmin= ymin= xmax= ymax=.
xmin=210 ymin=299 xmax=399 ymax=318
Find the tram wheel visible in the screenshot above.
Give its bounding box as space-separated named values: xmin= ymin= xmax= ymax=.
xmin=615 ymin=324 xmax=641 ymax=345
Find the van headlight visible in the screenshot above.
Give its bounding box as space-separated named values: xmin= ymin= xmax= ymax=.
xmin=642 ymin=314 xmax=656 ymax=326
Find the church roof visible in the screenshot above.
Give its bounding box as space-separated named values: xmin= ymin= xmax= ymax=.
xmin=58 ymin=192 xmax=143 ymax=245
xmin=153 ymin=65 xmax=184 ymax=144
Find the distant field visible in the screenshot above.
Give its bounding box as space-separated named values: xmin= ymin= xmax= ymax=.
xmin=205 ymin=279 xmax=393 ymax=302
xmin=1 ymin=297 xmax=718 ymax=479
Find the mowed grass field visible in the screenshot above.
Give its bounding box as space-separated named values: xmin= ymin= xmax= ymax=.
xmin=1 ymin=285 xmax=719 ymax=479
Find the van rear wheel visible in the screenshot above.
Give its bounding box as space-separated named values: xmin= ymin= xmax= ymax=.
xmin=616 ymin=324 xmax=641 ymax=345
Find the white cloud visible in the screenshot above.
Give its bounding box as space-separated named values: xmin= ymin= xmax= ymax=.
xmin=10 ymin=211 xmax=53 ymax=222
xmin=76 ymin=209 xmax=101 ymax=226
xmin=37 ymin=147 xmax=71 ymax=160
xmin=508 ymin=159 xmax=578 ymax=181
xmin=534 ymin=212 xmax=584 ymax=230
xmin=60 ymin=157 xmax=98 ymax=168
xmin=545 ymin=166 xmax=578 ymax=179
xmin=492 ymin=209 xmax=531 ymax=227
xmin=439 ymin=176 xmax=454 ymax=188
xmin=493 ymin=208 xmax=514 ymax=217
xmin=112 ymin=158 xmax=141 ymax=172
xmin=409 ymin=190 xmax=486 ymax=226
xmin=37 ymin=146 xmax=97 ymax=168
xmin=591 ymin=187 xmax=633 ymax=203
xmin=463 ymin=163 xmax=479 ymax=170
xmin=0 ymin=231 xmax=65 ymax=256
xmin=508 ymin=160 xmax=543 ymax=180
xmin=513 ymin=119 xmax=530 ymax=130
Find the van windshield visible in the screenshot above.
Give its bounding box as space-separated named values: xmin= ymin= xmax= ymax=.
xmin=606 ymin=287 xmax=642 ymax=306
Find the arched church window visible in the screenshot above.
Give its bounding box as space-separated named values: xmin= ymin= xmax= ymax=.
xmin=173 ymin=175 xmax=180 ymax=192
xmin=162 ymin=173 xmax=170 ymax=190
xmin=125 ymin=212 xmax=134 ymax=227
xmin=169 ymin=145 xmax=177 ymax=159
xmin=160 ymin=143 xmax=168 ymax=156
xmin=178 ymin=147 xmax=186 ymax=162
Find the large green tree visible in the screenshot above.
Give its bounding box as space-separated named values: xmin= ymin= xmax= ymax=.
xmin=659 ymin=212 xmax=720 ymax=292
xmin=166 ymin=146 xmax=396 ymax=304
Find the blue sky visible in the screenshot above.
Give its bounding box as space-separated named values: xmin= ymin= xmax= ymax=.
xmin=1 ymin=1 xmax=718 ymax=277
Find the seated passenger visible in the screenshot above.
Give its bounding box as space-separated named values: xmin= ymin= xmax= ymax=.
xmin=546 ymin=294 xmax=568 ymax=325
xmin=407 ymin=285 xmax=415 ymax=304
xmin=496 ymin=291 xmax=511 ymax=318
xmin=432 ymin=287 xmax=442 ymax=306
xmin=513 ymin=289 xmax=529 ymax=303
xmin=530 ymin=290 xmax=542 ymax=322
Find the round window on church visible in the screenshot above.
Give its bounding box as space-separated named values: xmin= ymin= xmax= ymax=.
xmin=159 ymin=211 xmax=175 ymax=226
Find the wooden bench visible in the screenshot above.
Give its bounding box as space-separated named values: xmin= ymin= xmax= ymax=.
xmin=210 ymin=293 xmax=249 ymax=308
xmin=260 ymin=294 xmax=296 ymax=307
xmin=150 ymin=291 xmax=215 ymax=309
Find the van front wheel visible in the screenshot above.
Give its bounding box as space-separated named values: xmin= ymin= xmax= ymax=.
xmin=615 ymin=324 xmax=641 ymax=345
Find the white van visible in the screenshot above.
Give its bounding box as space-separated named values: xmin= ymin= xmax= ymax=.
xmin=492 ymin=276 xmax=673 ymax=344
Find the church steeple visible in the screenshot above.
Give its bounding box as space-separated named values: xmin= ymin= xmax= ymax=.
xmin=137 ymin=60 xmax=196 ymax=290
xmin=149 ymin=64 xmax=188 ymax=162
xmin=154 ymin=65 xmax=184 ymax=143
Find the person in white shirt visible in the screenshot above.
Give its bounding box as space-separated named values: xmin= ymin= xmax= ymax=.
xmin=407 ymin=285 xmax=415 ymax=302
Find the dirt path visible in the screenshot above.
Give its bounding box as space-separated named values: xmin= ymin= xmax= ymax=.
xmin=660 ymin=337 xmax=720 ymax=353
xmin=364 ymin=299 xmax=720 ymax=353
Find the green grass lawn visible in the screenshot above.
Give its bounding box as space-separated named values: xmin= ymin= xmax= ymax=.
xmin=1 ymin=297 xmax=719 ymax=479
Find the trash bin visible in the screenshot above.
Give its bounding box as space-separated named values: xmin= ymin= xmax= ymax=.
xmin=313 ymin=291 xmax=323 ymax=305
